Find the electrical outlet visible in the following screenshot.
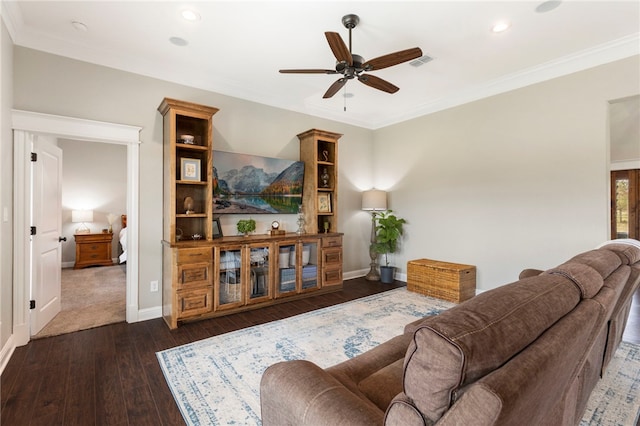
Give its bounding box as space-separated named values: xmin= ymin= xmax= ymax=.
xmin=150 ymin=280 xmax=159 ymax=292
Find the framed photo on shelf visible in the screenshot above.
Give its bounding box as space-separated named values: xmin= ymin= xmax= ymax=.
xmin=317 ymin=193 xmax=332 ymax=213
xmin=213 ymin=218 xmax=223 ymax=238
xmin=180 ymin=158 xmax=201 ymax=181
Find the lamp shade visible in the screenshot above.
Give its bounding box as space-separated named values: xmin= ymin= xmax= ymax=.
xmin=72 ymin=209 xmax=94 ymax=223
xmin=362 ymin=189 xmax=387 ymax=211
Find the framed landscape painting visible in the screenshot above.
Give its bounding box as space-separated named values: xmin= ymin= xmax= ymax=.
xmin=213 ymin=150 xmax=304 ymax=214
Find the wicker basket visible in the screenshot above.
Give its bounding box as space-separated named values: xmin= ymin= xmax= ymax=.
xmin=407 ymin=258 xmax=476 ymax=303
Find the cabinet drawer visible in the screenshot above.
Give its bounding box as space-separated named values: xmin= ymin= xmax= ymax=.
xmin=178 ymin=262 xmax=211 ymax=288
xmin=177 ymin=287 xmax=212 ymax=318
xmin=322 ymin=248 xmax=342 ymax=266
xmin=177 ymin=247 xmax=211 ymax=264
xmin=322 ymin=236 xmax=342 ymax=248
xmin=322 ymin=267 xmax=343 ymax=287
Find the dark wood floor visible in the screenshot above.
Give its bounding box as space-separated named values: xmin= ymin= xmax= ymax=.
xmin=1 ymin=280 xmax=638 ymax=426
xmin=0 ymin=278 xmax=403 ymax=426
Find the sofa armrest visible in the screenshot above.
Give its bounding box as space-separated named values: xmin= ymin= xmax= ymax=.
xmin=261 ymin=360 xmax=385 ymax=426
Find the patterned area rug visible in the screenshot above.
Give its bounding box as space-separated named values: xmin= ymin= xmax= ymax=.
xmin=157 ymin=288 xmax=640 ymax=426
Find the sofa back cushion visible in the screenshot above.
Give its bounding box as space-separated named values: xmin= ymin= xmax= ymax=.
xmin=562 ymin=249 xmax=622 ymax=279
xmin=607 ymin=244 xmax=640 ymax=264
xmin=546 ymin=263 xmax=604 ymax=299
xmin=401 ymin=274 xmax=581 ymax=423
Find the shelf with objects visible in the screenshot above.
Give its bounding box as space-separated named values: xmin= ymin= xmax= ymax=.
xmin=298 ymin=129 xmax=342 ymax=234
xmin=274 ymin=238 xmax=320 ymax=298
xmin=159 ymin=98 xmax=219 ymax=329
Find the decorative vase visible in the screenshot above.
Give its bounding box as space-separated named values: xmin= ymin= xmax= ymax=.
xmin=380 ymin=266 xmax=395 ymax=284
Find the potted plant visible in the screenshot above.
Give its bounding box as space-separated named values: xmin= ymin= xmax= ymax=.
xmin=237 ymin=219 xmax=256 ymax=236
xmin=372 ymin=210 xmax=407 ymax=283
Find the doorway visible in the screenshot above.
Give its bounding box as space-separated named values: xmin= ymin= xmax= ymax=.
xmin=611 ymin=169 xmax=640 ymax=240
xmin=12 ymin=110 xmax=141 ymax=347
xmin=33 ymin=139 xmax=128 ymax=338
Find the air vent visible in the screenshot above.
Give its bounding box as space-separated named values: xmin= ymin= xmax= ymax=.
xmin=409 ymin=55 xmax=434 ymax=67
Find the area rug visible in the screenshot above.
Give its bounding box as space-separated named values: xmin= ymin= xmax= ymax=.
xmin=157 ymin=288 xmax=640 ymax=425
xmin=33 ymin=264 xmax=126 ymax=338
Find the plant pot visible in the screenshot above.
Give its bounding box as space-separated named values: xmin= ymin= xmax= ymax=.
xmin=380 ymin=266 xmax=395 ymax=284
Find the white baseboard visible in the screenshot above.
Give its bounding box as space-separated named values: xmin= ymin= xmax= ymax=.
xmin=0 ymin=334 xmax=16 ymax=376
xmin=137 ymin=306 xmax=162 ymax=322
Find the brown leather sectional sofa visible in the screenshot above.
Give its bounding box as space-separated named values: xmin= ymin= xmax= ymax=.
xmin=260 ymin=241 xmax=640 ymax=425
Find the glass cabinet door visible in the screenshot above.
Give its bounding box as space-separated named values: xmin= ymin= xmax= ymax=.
xmin=216 ymin=245 xmax=243 ymax=309
xmin=300 ymin=240 xmax=320 ymax=291
xmin=248 ymin=243 xmax=271 ymax=303
xmin=275 ymin=242 xmax=298 ymax=296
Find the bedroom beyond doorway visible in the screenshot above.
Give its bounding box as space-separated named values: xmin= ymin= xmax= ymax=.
xmin=33 ymin=265 xmax=126 ymax=339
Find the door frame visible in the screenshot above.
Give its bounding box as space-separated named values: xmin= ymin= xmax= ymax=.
xmin=12 ymin=110 xmax=141 ymax=346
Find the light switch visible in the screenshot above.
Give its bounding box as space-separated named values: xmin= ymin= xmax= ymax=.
xmin=2 ymin=207 xmax=8 ymax=222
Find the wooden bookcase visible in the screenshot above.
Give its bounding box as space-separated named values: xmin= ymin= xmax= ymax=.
xmin=158 ymin=98 xmax=219 ymax=243
xmin=159 ymin=98 xmax=219 ymax=329
xmin=298 ymin=129 xmax=342 ymax=234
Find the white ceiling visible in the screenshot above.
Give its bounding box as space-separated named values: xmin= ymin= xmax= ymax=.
xmin=3 ymin=1 xmax=639 ymax=129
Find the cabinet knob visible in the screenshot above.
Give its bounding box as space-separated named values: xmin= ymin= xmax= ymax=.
xmin=58 ymin=236 xmax=67 ymax=242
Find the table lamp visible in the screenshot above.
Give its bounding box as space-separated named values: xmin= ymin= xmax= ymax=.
xmin=72 ymin=209 xmax=93 ymax=234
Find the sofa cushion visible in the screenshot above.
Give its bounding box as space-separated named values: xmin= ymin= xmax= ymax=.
xmin=546 ymin=263 xmax=604 ymax=299
xmin=402 ymin=274 xmax=581 ymax=423
xmin=599 ymin=243 xmax=640 ymax=265
xmin=563 ymin=249 xmax=621 ymax=279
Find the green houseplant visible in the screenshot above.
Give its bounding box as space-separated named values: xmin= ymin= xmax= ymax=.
xmin=372 ymin=210 xmax=407 ymax=283
xmin=237 ymin=218 xmax=256 ymax=236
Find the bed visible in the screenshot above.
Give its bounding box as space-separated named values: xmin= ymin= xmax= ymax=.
xmin=119 ymin=214 xmax=127 ymax=263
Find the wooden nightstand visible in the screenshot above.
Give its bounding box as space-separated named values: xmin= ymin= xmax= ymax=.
xmin=74 ymin=233 xmax=114 ymax=269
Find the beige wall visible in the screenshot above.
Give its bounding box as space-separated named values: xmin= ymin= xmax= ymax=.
xmin=373 ymin=56 xmax=640 ymax=290
xmin=1 ymin=19 xmax=13 ymax=351
xmin=13 ymin=46 xmax=374 ymax=310
xmin=7 ymin=44 xmax=640 ymax=320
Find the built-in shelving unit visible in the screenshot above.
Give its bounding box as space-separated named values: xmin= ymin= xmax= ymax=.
xmin=298 ymin=129 xmax=342 ymax=234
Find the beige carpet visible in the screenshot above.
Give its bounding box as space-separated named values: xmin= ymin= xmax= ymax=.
xmin=33 ymin=264 xmax=126 ymax=339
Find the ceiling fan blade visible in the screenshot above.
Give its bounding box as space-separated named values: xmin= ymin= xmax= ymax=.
xmin=323 ymin=78 xmax=348 ymax=98
xmin=357 ymin=74 xmax=399 ymax=94
xmin=325 ymin=32 xmax=353 ymax=66
xmin=279 ymin=69 xmax=338 ymax=74
xmin=363 ymin=47 xmax=423 ymax=71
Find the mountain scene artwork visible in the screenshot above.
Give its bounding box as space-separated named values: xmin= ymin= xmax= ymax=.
xmin=213 ymin=150 xmax=304 ymax=214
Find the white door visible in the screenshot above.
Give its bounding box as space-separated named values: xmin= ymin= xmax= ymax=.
xmin=30 ymin=137 xmax=63 ymax=335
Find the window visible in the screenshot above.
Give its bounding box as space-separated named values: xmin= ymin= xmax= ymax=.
xmin=611 ymin=170 xmax=639 ymax=239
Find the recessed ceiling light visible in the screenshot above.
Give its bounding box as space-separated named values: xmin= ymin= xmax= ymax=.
xmin=71 ymin=20 xmax=88 ymax=32
xmin=169 ymin=37 xmax=188 ymax=46
xmin=491 ymin=21 xmax=511 ymax=33
xmin=536 ymin=1 xmax=562 ymax=13
xmin=181 ymin=9 xmax=200 ymax=21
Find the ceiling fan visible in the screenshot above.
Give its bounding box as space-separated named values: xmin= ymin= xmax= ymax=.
xmin=279 ymin=14 xmax=423 ymax=99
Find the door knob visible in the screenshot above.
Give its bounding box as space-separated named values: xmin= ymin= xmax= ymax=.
xmin=58 ymin=236 xmax=67 ymax=242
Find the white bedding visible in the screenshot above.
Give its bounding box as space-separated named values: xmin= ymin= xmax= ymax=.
xmin=119 ymin=226 xmax=127 ymax=263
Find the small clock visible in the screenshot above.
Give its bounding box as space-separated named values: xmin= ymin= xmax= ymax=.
xmin=269 ymin=220 xmax=284 ymax=236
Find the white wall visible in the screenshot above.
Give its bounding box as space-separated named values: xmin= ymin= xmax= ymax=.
xmin=0 ymin=17 xmax=13 ymax=353
xmin=373 ymin=56 xmax=640 ymax=291
xmin=59 ymin=139 xmax=127 ymax=264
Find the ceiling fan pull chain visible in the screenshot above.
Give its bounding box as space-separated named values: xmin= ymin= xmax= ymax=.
xmin=344 ymin=86 xmax=347 ymax=112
